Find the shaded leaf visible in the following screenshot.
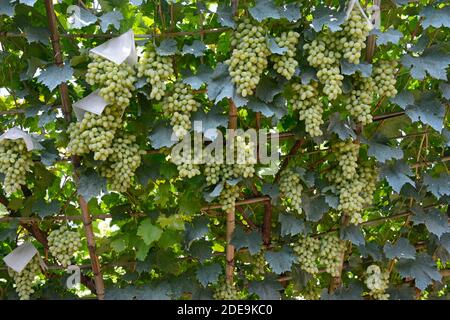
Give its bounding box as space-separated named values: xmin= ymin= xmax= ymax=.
xmin=255 ymin=76 xmax=283 ymax=103
xmin=249 ymin=0 xmax=280 ymax=22
xmin=156 ymin=39 xmax=178 ymax=56
xmin=384 ymin=238 xmax=416 ymax=260
xmin=423 ymin=174 xmax=450 ymax=199
xmin=24 ymin=27 xmax=50 ymax=45
xmin=340 ymin=225 xmax=365 ymax=246
xmin=77 ymin=169 xmax=107 ymax=201
xmin=302 ymin=195 xmax=329 ymax=222
xmin=401 ymin=46 xmax=450 ymax=80
xmin=341 ymin=61 xmax=372 ymax=77
xmin=396 ymin=254 xmax=442 ymax=290
xmin=363 ymin=134 xmax=403 ymax=163
xmin=37 ymin=64 xmax=74 ymax=91
xmin=32 ymin=200 xmax=61 ymax=218
xmin=327 ymin=113 xmax=356 ymax=140
xmin=216 ymin=4 xmax=235 ymax=28
xmin=149 ymin=123 xmax=177 ymax=149
xmin=312 ymin=6 xmax=346 ymax=32
xmin=192 ymin=108 xmax=227 ymax=140
xmin=185 ymin=216 xmax=209 ymax=247
xmin=137 ymin=218 xmax=163 ymax=246
xmin=390 ymin=90 xmax=414 ymax=109
xmin=231 ymin=226 xmax=262 ymax=255
xmin=248 ymin=277 xmax=283 ymax=300
xmin=405 ymin=92 xmax=445 ymax=132
xmin=189 ymin=240 xmax=213 ymax=263
xmin=420 ymin=6 xmax=450 ymax=29
xmin=411 ymin=207 xmax=450 ymax=238
xmin=321 ymin=282 xmax=364 ymax=300
xmin=380 ymin=160 xmax=414 ymax=193
xmin=278 ymin=214 xmax=306 ymax=237
xmin=196 ymin=263 xmax=221 ymax=287
xmin=0 ymin=0 xmax=15 ymax=17
xmin=182 ymin=65 xmax=212 ymax=89
xmin=266 ymin=36 xmax=288 ymax=55
xmin=371 ymin=28 xmax=403 ymax=45
xmin=99 ymin=11 xmax=123 ymax=32
xmin=182 ymin=40 xmax=207 ymax=57
xmin=264 ymin=246 xmax=295 ymax=274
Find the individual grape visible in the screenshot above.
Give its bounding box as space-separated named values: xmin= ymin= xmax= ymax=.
xmin=67 ymin=104 xmax=125 ymax=161
xmin=290 ymin=81 xmax=324 ymax=137
xmin=270 ymin=31 xmax=300 ymax=80
xmin=99 ymin=133 xmax=144 ymax=192
xmin=293 ymin=236 xmax=321 ymax=274
xmin=319 ymin=234 xmax=345 ymax=277
xmin=0 ymin=139 xmax=34 ymax=195
xmin=8 ymin=255 xmax=41 ymax=300
xmin=373 ymin=60 xmax=398 ymax=98
xmin=335 ymin=140 xmax=360 ymax=180
xmin=279 ymin=169 xmax=303 ymax=214
xmin=226 ymin=18 xmax=270 ymax=97
xmin=340 ymin=7 xmax=372 ymax=64
xmin=162 ymin=82 xmax=200 ymax=139
xmin=213 ymin=282 xmax=240 ymax=300
xmin=220 ymin=184 xmax=240 ymax=212
xmin=48 ymin=225 xmax=82 ymax=268
xmin=86 ymin=53 xmax=136 ymax=108
xmin=365 ymin=264 xmax=390 ymax=300
xmin=346 ymin=75 xmax=376 ymax=125
xmin=137 ymin=44 xmax=174 ymax=100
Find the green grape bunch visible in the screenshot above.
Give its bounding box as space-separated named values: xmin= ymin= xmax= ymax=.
xmin=220 ymin=184 xmax=240 ymax=212
xmin=171 ymin=148 xmax=202 ymax=179
xmin=0 ymin=138 xmax=34 ymax=195
xmin=48 ymin=225 xmax=82 ymax=267
xmin=347 ymin=75 xmax=376 ymax=125
xmin=8 ymin=255 xmax=41 ymax=300
xmin=373 ymin=60 xmax=398 ymax=98
xmin=290 ymin=81 xmax=324 ymax=137
xmin=253 ymin=251 xmax=267 ymax=276
xmin=137 ymin=44 xmax=174 ymax=100
xmin=163 ymin=82 xmax=200 ymax=139
xmin=270 ymin=31 xmax=300 ymax=80
xmin=340 ymin=7 xmax=372 ymax=64
xmin=226 ymin=18 xmax=271 ymax=97
xmin=293 ymin=236 xmax=321 ymax=274
xmin=99 ymin=133 xmax=144 ymax=192
xmin=319 ymin=234 xmax=345 ymax=277
xmin=213 ymin=282 xmax=241 ymax=300
xmin=86 ymin=53 xmax=136 ymax=108
xmin=67 ymin=104 xmax=125 ymax=161
xmin=280 ymin=169 xmax=304 ymax=214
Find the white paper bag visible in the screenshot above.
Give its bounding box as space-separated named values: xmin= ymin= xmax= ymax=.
xmin=0 ymin=127 xmax=41 ymax=151
xmin=90 ymin=29 xmax=137 ymax=66
xmin=3 ymin=242 xmax=46 ymax=273
xmin=73 ymin=90 xmax=109 ymax=121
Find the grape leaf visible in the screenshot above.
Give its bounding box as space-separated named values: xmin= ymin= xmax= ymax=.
xmin=411 ymin=207 xmax=450 ymax=238
xmin=302 ymin=195 xmax=329 ymax=222
xmin=149 ymin=123 xmax=177 ymax=149
xmin=439 ymin=82 xmax=450 ymax=100
xmin=423 ymin=174 xmax=450 ymax=199
xmin=130 ymin=0 xmax=143 ymax=5
xmin=266 ymin=36 xmax=288 ymax=55
xmin=401 ymin=46 xmax=450 ymax=81
xmin=205 ymin=63 xmax=234 ymax=103
xmin=189 ymin=240 xmax=213 ymax=263
xmin=137 ymin=218 xmax=163 ymax=246
xmin=39 ymin=139 xmax=60 ymax=166
xmin=0 ymin=0 xmax=15 ymax=17
xmin=182 ymin=65 xmax=212 ymax=90
xmin=362 ymin=134 xmax=403 ymax=163
xmin=110 ymin=238 xmax=127 ymax=253
xmin=204 ymin=182 xmax=223 ymax=203
xmin=358 ymin=242 xmax=383 ymax=261
xmin=299 ymin=67 xmax=318 ymax=85
xmin=255 ymin=76 xmax=283 ymax=103
xmin=278 ymin=3 xmax=301 ymax=22
xmin=264 ymin=246 xmax=296 ymax=274
xmin=182 ymin=40 xmax=207 ymax=57
xmin=105 ymin=283 xmax=171 ymax=300
xmin=321 ymin=282 xmax=364 ymax=300
xmin=247 ymin=97 xmax=277 ymax=118
xmin=312 ymin=6 xmax=346 ymax=32
xmin=0 ymin=222 xmax=18 ymax=242
xmin=68 ymin=6 xmax=98 ymax=29
xmin=370 ymin=28 xmax=403 ymax=45
xmin=340 ymin=225 xmax=365 ymax=246
xmin=340 ymin=61 xmax=372 ymax=77
xmin=248 ymin=277 xmax=283 ymax=300
xmin=390 ymin=90 xmax=414 ymax=109
xmin=185 ymin=216 xmax=209 ymax=247
xmin=249 ymin=0 xmax=280 ymax=22
xmin=18 ymin=0 xmax=36 ymax=6
xmin=387 ymin=284 xmax=416 ymax=300
xmin=420 ymin=6 xmax=450 ymax=29
xmin=216 ymin=4 xmax=235 ymax=28
xmin=231 ymin=226 xmax=262 ymax=255
xmin=405 ymin=92 xmax=445 ymax=132
xmin=261 ymin=183 xmax=280 ymax=205
xmin=396 ymin=254 xmax=442 ymax=290
xmin=192 ymin=108 xmax=227 ymax=141
xmin=156 ymin=39 xmax=178 ymax=56
xmin=440 ymin=233 xmax=450 ymax=253
xmin=380 ymin=160 xmax=414 ymax=193
xmin=384 ymin=238 xmax=416 ymax=260
xmin=196 ymin=263 xmax=221 ymax=287
xmin=32 ymin=199 xmax=61 ymax=218
xmin=278 ymin=214 xmax=307 ymax=237
xmin=24 ymin=27 xmax=50 ymax=45
xmin=37 ymin=64 xmax=74 ymax=91
xmin=99 ymin=11 xmax=123 ymax=32
xmin=327 ymin=112 xmax=357 ymax=140
xmin=77 ymin=169 xmax=107 ymax=201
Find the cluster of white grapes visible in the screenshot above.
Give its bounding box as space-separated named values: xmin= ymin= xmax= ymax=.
xmin=0 ymin=139 xmax=33 ymax=195
xmin=8 ymin=255 xmax=41 ymax=300
xmin=253 ymin=251 xmax=267 ymax=275
xmin=86 ymin=53 xmax=136 ymax=107
xmin=214 ymin=282 xmax=240 ymax=300
xmin=335 ymin=140 xmax=360 ymax=180
xmin=232 ymin=135 xmax=257 ymax=178
xmin=339 ymin=7 xmax=372 ymax=64
xmin=171 ymin=149 xmax=202 ymax=179
xmin=163 ymin=82 xmax=199 ymax=139
xmin=67 ymin=104 xmax=124 ymax=160
xmin=347 ymin=75 xmax=376 ymax=125
xmin=319 ymin=234 xmax=345 ymax=277
xmin=304 ymin=31 xmax=344 ymax=100
xmin=358 ymin=164 xmax=378 ymax=203
xmin=292 ymin=234 xmax=344 ymax=277
xmin=300 ymin=282 xmax=321 ymax=300
xmin=279 ymin=169 xmax=304 ymax=214
xmin=365 ymin=264 xmax=390 ymax=300
xmin=290 ymin=81 xmax=324 ymax=137
xmin=226 ymin=18 xmax=270 ymax=97
xmin=293 ymin=236 xmax=321 ymax=274
xmin=219 ymin=184 xmax=240 ymax=212
xmin=137 ymin=44 xmax=174 ymax=100
xmin=270 ymin=31 xmax=300 ymax=80
xmin=373 ymin=60 xmax=398 ymax=97
xmin=99 ymin=133 xmax=144 ymax=192
xmin=48 ymin=225 xmax=82 ymax=267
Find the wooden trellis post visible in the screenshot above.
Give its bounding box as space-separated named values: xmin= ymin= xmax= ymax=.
xmin=44 ymin=0 xmax=105 ymax=300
